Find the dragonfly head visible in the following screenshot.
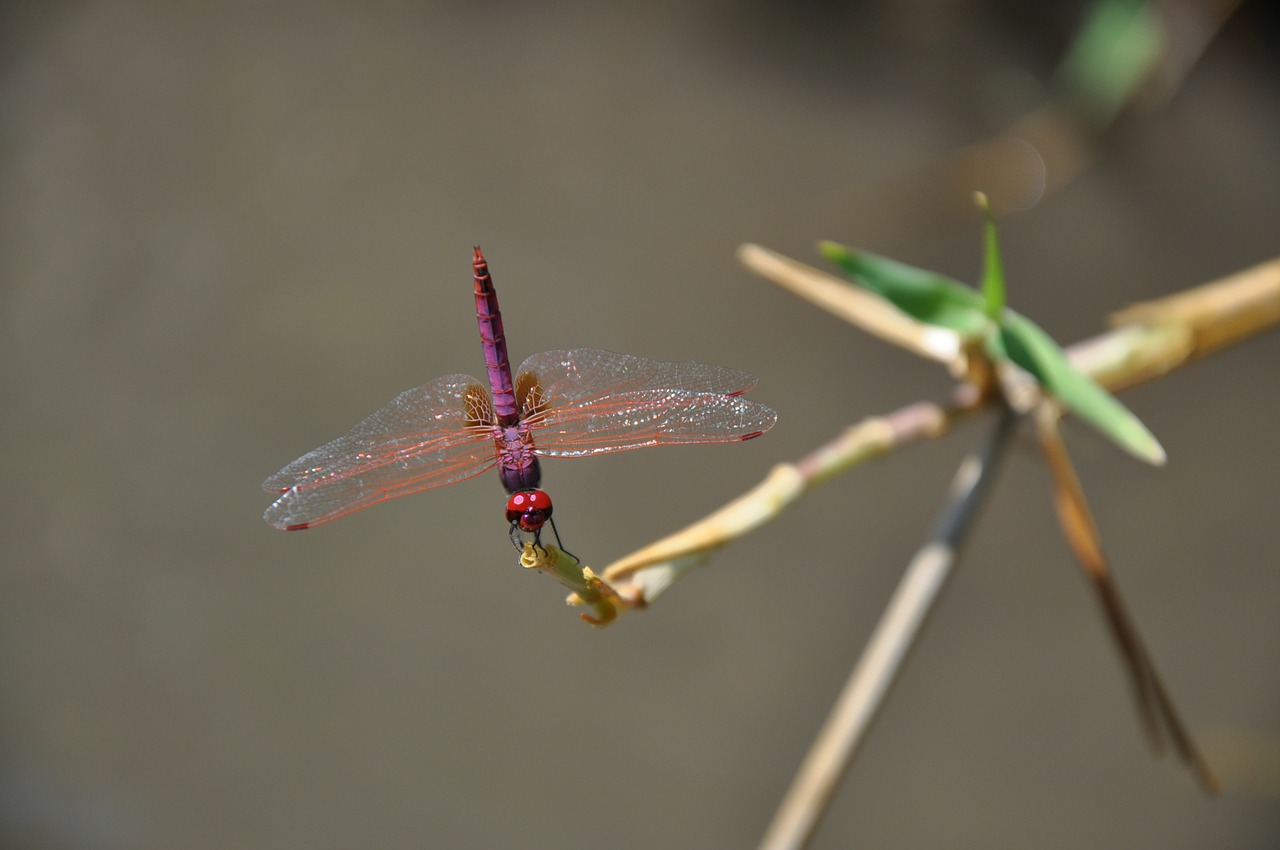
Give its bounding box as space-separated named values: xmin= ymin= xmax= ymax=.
xmin=506 ymin=489 xmax=553 ymax=532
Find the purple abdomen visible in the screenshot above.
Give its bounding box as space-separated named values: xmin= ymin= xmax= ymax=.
xmin=472 ymin=247 xmax=519 ymax=427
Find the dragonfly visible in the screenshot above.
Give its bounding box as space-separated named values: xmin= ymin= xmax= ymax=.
xmin=262 ymin=247 xmax=777 ymax=549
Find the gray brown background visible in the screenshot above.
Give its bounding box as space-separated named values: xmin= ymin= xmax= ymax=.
xmin=3 ymin=3 xmax=1278 ymax=848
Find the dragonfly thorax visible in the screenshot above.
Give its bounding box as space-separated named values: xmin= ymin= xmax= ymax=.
xmin=498 ymin=459 xmax=541 ymax=493
xmin=494 ymin=424 xmax=541 ymax=493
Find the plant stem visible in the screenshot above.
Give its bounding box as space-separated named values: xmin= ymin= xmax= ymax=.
xmin=757 ymin=409 xmax=1016 ymax=850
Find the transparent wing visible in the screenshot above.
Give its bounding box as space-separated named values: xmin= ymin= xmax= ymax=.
xmin=263 ymin=375 xmax=497 ymax=529
xmin=514 ymin=350 xmax=776 ymax=457
xmin=516 ymin=349 xmax=759 ymax=400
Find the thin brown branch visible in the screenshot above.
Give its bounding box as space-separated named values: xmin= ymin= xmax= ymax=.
xmin=602 ymin=393 xmax=973 ymax=589
xmin=1034 ymin=404 xmax=1221 ymax=795
xmin=1110 ymin=254 xmax=1280 ymax=360
xmin=758 ymin=410 xmax=1017 ymax=850
xmin=736 ymin=244 xmax=962 ymax=364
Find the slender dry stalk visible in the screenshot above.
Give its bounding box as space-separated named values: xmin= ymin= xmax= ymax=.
xmin=1033 ymin=404 xmax=1221 ymax=794
xmin=757 ymin=409 xmax=1016 ymax=850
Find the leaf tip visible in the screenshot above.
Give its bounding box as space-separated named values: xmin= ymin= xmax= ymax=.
xmin=977 ymin=193 xmax=1006 ymax=319
xmin=1107 ymin=415 xmax=1169 ymax=467
xmin=1139 ymin=438 xmax=1168 ymax=467
xmin=1117 ymin=412 xmax=1168 ymax=467
xmin=817 ymin=240 xmax=846 ymax=262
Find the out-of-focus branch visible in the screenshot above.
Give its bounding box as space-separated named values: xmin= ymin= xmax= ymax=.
xmin=880 ymin=1 xmax=1243 ymax=217
xmin=599 ymin=249 xmax=1280 ymax=600
xmin=757 ymin=409 xmax=1017 ymax=850
xmin=1034 ymin=404 xmax=1220 ymax=794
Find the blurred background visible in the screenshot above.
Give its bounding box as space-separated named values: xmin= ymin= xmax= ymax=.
xmin=2 ymin=1 xmax=1278 ymax=848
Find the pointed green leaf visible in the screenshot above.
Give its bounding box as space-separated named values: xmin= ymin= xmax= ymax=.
xmin=999 ymin=310 xmax=1166 ymax=465
xmin=975 ymin=192 xmax=1006 ymax=320
xmin=819 ymin=240 xmax=990 ymax=336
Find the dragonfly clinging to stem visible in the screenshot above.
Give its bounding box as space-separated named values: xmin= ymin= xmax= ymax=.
xmin=263 ymin=247 xmax=777 ymax=550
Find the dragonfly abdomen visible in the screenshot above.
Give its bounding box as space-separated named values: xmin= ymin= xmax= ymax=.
xmin=472 ymin=247 xmax=519 ymax=427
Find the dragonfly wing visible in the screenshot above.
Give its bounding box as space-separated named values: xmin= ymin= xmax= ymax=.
xmin=527 ymin=388 xmax=776 ymax=456
xmin=643 ymin=357 xmax=758 ymax=396
xmin=516 ymin=349 xmax=759 ymax=399
xmin=263 ymin=375 xmax=497 ymax=529
xmin=515 ymin=349 xmax=774 ymax=456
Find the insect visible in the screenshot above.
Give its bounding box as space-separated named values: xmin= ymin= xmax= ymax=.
xmin=262 ymin=248 xmax=776 ymax=549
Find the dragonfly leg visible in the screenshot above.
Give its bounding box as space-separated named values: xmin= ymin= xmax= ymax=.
xmin=508 ymin=521 xmax=526 ymax=551
xmin=509 ymin=520 xmax=549 ymax=556
xmin=546 ymin=515 xmax=578 ymax=562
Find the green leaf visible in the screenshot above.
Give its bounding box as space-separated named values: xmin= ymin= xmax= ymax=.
xmin=819 ymin=240 xmax=990 ymax=336
xmin=821 ymin=232 xmax=1164 ymax=465
xmin=999 ymin=310 xmax=1166 ymax=465
xmin=975 ymin=192 xmax=1006 ymax=320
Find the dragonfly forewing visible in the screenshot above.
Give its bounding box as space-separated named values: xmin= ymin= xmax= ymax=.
xmin=263 ymin=374 xmax=499 ymax=529
xmin=516 ymin=349 xmax=760 ymax=405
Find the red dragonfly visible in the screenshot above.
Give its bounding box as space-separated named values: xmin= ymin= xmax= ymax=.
xmin=263 ymin=248 xmax=776 ymax=548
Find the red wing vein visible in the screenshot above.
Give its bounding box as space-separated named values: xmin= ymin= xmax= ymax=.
xmin=262 ymin=374 xmax=498 ymax=529
xmin=528 ymin=389 xmax=777 ymax=457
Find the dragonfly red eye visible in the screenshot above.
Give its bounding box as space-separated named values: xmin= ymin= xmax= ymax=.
xmin=506 ymin=489 xmax=553 ymax=531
